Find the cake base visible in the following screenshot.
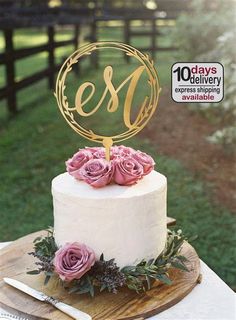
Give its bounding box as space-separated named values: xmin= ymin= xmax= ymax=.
xmin=0 ymin=229 xmax=200 ymax=320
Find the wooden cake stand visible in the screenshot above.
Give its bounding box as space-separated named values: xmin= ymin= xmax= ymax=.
xmin=0 ymin=228 xmax=200 ymax=320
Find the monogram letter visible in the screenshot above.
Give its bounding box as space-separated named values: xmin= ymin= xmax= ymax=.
xmin=71 ymin=65 xmax=148 ymax=128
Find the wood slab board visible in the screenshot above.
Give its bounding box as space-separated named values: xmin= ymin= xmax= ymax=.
xmin=0 ymin=230 xmax=200 ymax=320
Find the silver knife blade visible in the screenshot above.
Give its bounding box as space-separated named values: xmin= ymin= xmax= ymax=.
xmin=3 ymin=278 xmax=92 ymax=320
xmin=3 ymin=278 xmax=46 ymax=302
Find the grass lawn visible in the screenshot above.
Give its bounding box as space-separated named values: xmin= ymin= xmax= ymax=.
xmin=0 ymin=27 xmax=236 ymax=289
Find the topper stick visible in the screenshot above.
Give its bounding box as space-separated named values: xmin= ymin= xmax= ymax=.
xmin=103 ymin=137 xmax=113 ymax=161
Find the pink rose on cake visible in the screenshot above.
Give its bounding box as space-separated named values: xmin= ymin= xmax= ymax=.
xmin=54 ymin=242 xmax=95 ymax=282
xmin=111 ymin=145 xmax=136 ymax=159
xmin=66 ymin=149 xmax=92 ymax=179
xmin=66 ymin=146 xmax=155 ymax=187
xmin=85 ymin=147 xmax=106 ymax=159
xmin=79 ymin=158 xmax=114 ymax=188
xmin=132 ymin=150 xmax=155 ymax=175
xmin=113 ymin=157 xmax=143 ymax=185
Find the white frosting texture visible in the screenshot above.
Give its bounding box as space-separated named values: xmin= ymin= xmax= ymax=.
xmin=52 ymin=171 xmax=167 ymax=267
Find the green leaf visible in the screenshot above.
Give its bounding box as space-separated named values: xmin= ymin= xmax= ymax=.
xmin=77 ymin=287 xmax=91 ymax=295
xmin=137 ymin=259 xmax=146 ymax=267
xmin=100 ymin=284 xmax=107 ymax=292
xmin=121 ymin=266 xmax=136 ymax=273
xmin=27 ymin=270 xmax=40 ymax=275
xmin=176 ymin=255 xmax=189 ymax=263
xmin=171 ymin=261 xmax=189 ymax=272
xmin=155 ymin=258 xmax=167 ymax=266
xmin=33 ymin=237 xmax=42 ymax=243
xmin=68 ymin=286 xmax=80 ymax=294
xmin=145 ymin=275 xmax=151 ymax=290
xmin=44 ymin=275 xmax=51 ymax=285
xmin=147 ymin=258 xmax=155 ymax=266
xmin=156 ymin=274 xmax=172 ymax=285
xmin=89 ymin=284 xmax=95 ymax=297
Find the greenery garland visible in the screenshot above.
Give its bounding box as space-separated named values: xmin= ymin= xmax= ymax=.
xmin=28 ymin=228 xmax=195 ymax=297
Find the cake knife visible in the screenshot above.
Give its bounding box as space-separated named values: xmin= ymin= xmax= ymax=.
xmin=3 ymin=278 xmax=91 ymax=320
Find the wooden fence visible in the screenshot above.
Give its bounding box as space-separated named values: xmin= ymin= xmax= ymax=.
xmin=0 ymin=25 xmax=81 ymax=114
xmin=0 ymin=0 xmax=191 ymax=116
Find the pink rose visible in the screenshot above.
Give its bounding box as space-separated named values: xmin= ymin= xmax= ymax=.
xmin=85 ymin=147 xmax=105 ymax=159
xmin=111 ymin=145 xmax=136 ymax=159
xmin=66 ymin=149 xmax=92 ymax=179
xmin=113 ymin=157 xmax=143 ymax=186
xmin=54 ymin=242 xmax=95 ymax=282
xmin=84 ymin=147 xmax=100 ymax=154
xmin=80 ymin=158 xmax=114 ymax=188
xmin=84 ymin=147 xmax=105 ymax=159
xmin=132 ymin=151 xmax=155 ymax=175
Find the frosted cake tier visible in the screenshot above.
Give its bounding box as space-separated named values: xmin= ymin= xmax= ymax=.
xmin=52 ymin=171 xmax=167 ymax=267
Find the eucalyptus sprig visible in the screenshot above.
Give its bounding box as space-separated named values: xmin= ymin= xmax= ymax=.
xmin=32 ymin=227 xmax=58 ymax=258
xmin=28 ymin=228 xmax=194 ymax=296
xmin=28 ymin=228 xmax=58 ymax=284
xmin=121 ymin=229 xmax=190 ymax=293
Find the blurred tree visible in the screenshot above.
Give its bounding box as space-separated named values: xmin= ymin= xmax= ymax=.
xmin=172 ymin=0 xmax=236 ymax=151
xmin=171 ymin=0 xmax=235 ymax=60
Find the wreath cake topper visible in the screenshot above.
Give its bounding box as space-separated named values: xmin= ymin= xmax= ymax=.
xmin=54 ymin=42 xmax=161 ymax=161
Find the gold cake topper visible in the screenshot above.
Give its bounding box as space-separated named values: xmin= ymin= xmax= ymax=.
xmin=55 ymin=42 xmax=161 ymax=160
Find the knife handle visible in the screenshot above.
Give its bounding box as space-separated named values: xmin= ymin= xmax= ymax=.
xmin=55 ymin=301 xmax=92 ymax=320
xmin=46 ymin=297 xmax=92 ymax=320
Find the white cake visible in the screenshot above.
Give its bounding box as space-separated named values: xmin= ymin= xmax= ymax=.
xmin=52 ymin=170 xmax=167 ymax=267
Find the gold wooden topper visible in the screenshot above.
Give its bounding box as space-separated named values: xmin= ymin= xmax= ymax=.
xmin=55 ymin=42 xmax=161 ymax=160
